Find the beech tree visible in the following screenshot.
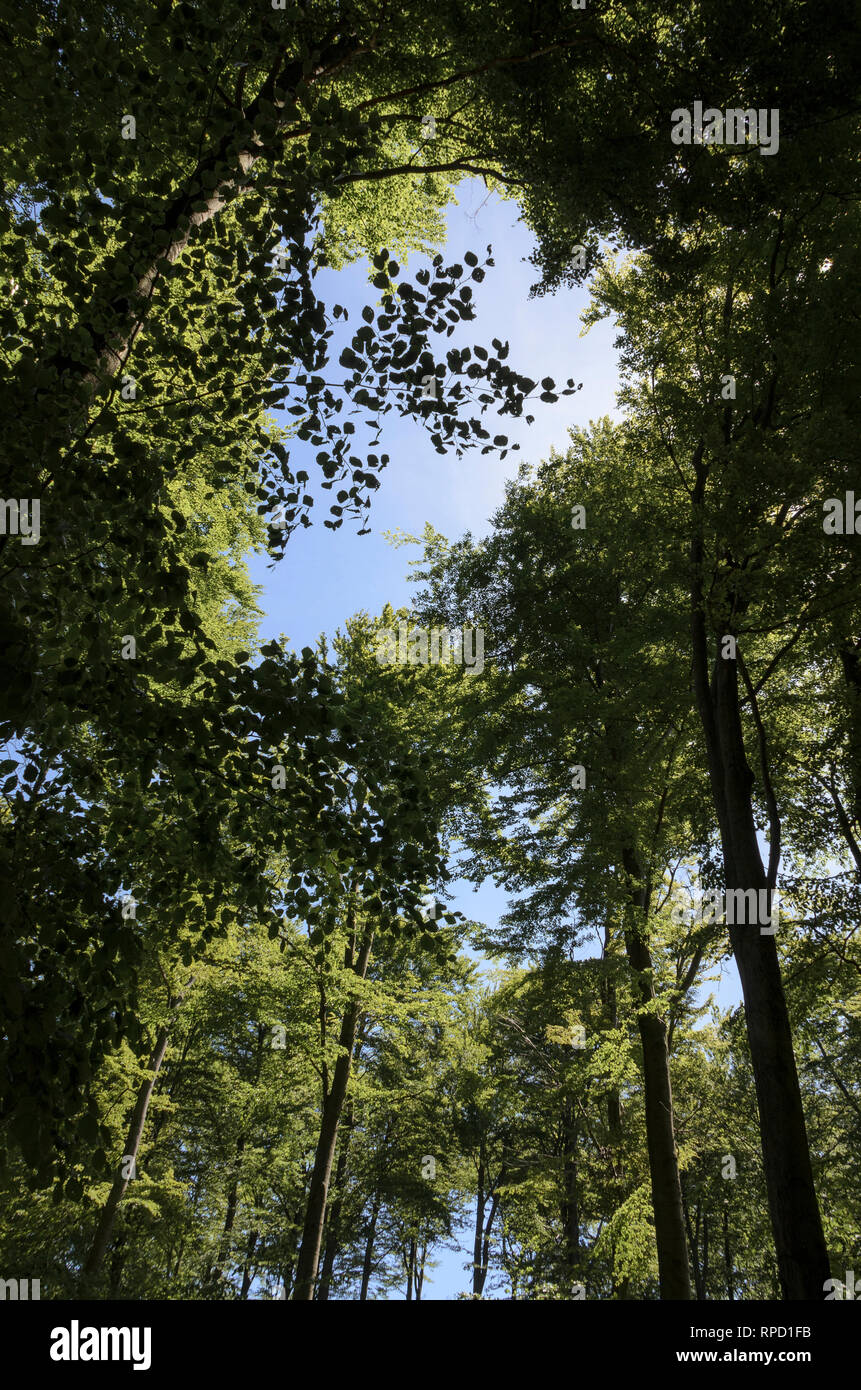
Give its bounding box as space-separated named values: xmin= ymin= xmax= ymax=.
xmin=2 ymin=0 xmax=859 ymax=1307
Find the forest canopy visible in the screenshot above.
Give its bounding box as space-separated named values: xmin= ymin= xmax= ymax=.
xmin=0 ymin=0 xmax=859 ymax=1312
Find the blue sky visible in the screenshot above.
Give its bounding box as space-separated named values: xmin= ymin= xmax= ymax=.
xmin=249 ymin=180 xmax=743 ymax=1297
xmin=247 ymin=180 xmax=622 ymax=647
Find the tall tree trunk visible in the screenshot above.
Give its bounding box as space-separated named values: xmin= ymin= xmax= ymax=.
xmin=601 ymin=952 xmax=626 ymax=1201
xmin=292 ymin=924 xmax=373 ymax=1301
xmin=416 ymin=1241 xmax=427 ymax=1301
xmin=473 ymin=1150 xmax=502 ymax=1298
xmin=702 ymin=1209 xmax=709 ymax=1297
xmin=316 ymin=1101 xmax=354 ymax=1301
xmin=205 ymin=1023 xmax=264 ymax=1294
xmin=723 ymin=1203 xmax=734 ymax=1300
xmin=682 ymin=1186 xmax=706 ymax=1300
xmin=406 ymin=1238 xmax=416 ymax=1300
xmin=838 ymin=636 xmax=861 ymax=825
xmin=83 ymin=1020 xmax=172 ymax=1277
xmin=240 ymin=1230 xmax=258 ymax=1300
xmin=205 ymin=1135 xmax=246 ymax=1294
xmin=622 ymin=848 xmax=692 ymax=1300
xmin=690 ymin=508 xmax=829 ymax=1297
xmin=108 ymin=1234 xmax=126 ymax=1297
xmin=560 ymin=1101 xmax=580 ymax=1282
xmin=480 ymin=1189 xmax=501 ymax=1296
xmin=472 ymin=1152 xmax=487 ymax=1297
xmin=359 ymin=1193 xmax=381 ymax=1301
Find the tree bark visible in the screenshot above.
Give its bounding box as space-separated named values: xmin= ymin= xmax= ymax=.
xmin=702 ymin=1209 xmax=709 ymax=1297
xmin=472 ymin=1152 xmax=487 ymax=1297
xmin=83 ymin=1021 xmax=172 ymax=1277
xmin=205 ymin=1022 xmax=265 ymax=1294
xmin=622 ymin=848 xmax=692 ymax=1300
xmin=723 ymin=1204 xmax=734 ymax=1300
xmin=205 ymin=1135 xmax=246 ymax=1295
xmin=560 ymin=1102 xmax=580 ymax=1283
xmin=240 ymin=1230 xmax=258 ymax=1300
xmin=690 ymin=476 xmax=829 ymax=1298
xmin=406 ymin=1237 xmax=416 ymax=1300
xmin=838 ymin=636 xmax=861 ymax=825
xmin=292 ymin=923 xmax=373 ymax=1300
xmin=682 ymin=1186 xmax=706 ymax=1300
xmin=472 ymin=1149 xmax=503 ymax=1297
xmin=317 ymin=1101 xmax=354 ymax=1301
xmin=359 ymin=1193 xmax=381 ymax=1301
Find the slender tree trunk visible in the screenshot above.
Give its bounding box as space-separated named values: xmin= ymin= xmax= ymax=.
xmin=416 ymin=1241 xmax=427 ymax=1301
xmin=472 ymin=1151 xmax=502 ymax=1298
xmin=480 ymin=1190 xmax=501 ymax=1295
xmin=560 ymin=1102 xmax=580 ymax=1282
xmin=690 ymin=513 xmax=829 ymax=1297
xmin=702 ymin=1209 xmax=709 ymax=1297
xmin=205 ymin=1135 xmax=245 ymax=1294
xmin=682 ymin=1187 xmax=706 ymax=1300
xmin=838 ymin=636 xmax=861 ymax=825
xmin=622 ymin=848 xmax=692 ymax=1300
xmin=292 ymin=924 xmax=373 ymax=1300
xmin=602 ymin=957 xmax=627 ymax=1200
xmin=83 ymin=1021 xmax=172 ymax=1277
xmin=316 ymin=1102 xmax=354 ymax=1301
xmin=820 ymin=773 xmax=861 ymax=872
xmin=108 ymin=1234 xmax=126 ymax=1297
xmin=205 ymin=1023 xmax=264 ymax=1294
xmin=359 ymin=1193 xmax=381 ymax=1301
xmin=723 ymin=1204 xmax=734 ymax=1300
xmin=406 ymin=1238 xmax=416 ymax=1300
xmin=240 ymin=1230 xmax=258 ymax=1299
xmin=472 ymin=1153 xmax=487 ymax=1297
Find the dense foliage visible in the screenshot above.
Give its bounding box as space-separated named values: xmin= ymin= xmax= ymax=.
xmin=0 ymin=0 xmax=858 ymax=1300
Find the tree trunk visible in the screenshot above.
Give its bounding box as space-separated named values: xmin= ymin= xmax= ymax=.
xmin=83 ymin=1021 xmax=172 ymax=1277
xmin=205 ymin=1135 xmax=245 ymax=1294
xmin=702 ymin=1209 xmax=709 ymax=1297
xmin=838 ymin=636 xmax=861 ymax=826
xmin=292 ymin=925 xmax=373 ymax=1300
xmin=473 ymin=1150 xmax=502 ymax=1298
xmin=316 ymin=1101 xmax=354 ymax=1301
xmin=108 ymin=1233 xmax=126 ymax=1297
xmin=416 ymin=1241 xmax=427 ymax=1301
xmin=682 ymin=1187 xmax=706 ymax=1300
xmin=359 ymin=1194 xmax=381 ymax=1301
xmin=690 ymin=525 xmax=830 ymax=1297
xmin=205 ymin=1022 xmax=264 ymax=1294
xmin=560 ymin=1102 xmax=580 ymax=1282
xmin=723 ymin=1204 xmax=734 ymax=1300
xmin=472 ymin=1153 xmax=487 ymax=1297
xmin=480 ymin=1190 xmax=501 ymax=1296
xmin=622 ymin=848 xmax=692 ymax=1300
xmin=240 ymin=1230 xmax=258 ymax=1300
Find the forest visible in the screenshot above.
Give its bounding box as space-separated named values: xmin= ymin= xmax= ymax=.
xmin=0 ymin=0 xmax=859 ymax=1308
